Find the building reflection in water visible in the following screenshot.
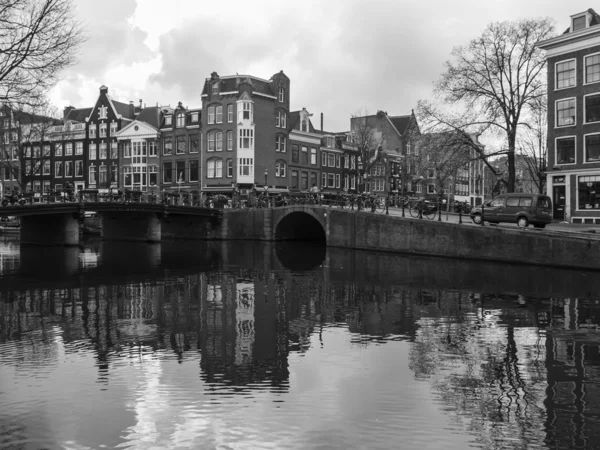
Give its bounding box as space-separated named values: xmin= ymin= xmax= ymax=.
xmin=1 ymin=240 xmax=600 ymax=448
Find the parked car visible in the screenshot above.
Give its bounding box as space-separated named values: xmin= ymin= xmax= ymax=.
xmin=470 ymin=193 xmax=552 ymax=228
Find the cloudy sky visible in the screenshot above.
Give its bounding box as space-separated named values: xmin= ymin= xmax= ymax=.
xmin=49 ymin=0 xmax=592 ymax=133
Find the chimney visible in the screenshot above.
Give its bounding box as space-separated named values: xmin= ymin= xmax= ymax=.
xmin=63 ymin=106 xmax=75 ymax=119
xmin=320 ymin=113 xmax=323 ymax=132
xmin=100 ymin=85 xmax=108 ymax=95
xmin=139 ymin=99 xmax=143 ymax=109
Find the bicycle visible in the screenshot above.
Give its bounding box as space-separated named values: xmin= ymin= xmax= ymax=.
xmin=408 ymin=198 xmax=436 ymax=219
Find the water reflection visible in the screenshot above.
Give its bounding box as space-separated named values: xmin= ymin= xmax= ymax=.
xmin=1 ymin=239 xmax=600 ymax=448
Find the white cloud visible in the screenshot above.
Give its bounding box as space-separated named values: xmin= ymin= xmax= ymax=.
xmin=49 ymin=0 xmax=596 ymax=132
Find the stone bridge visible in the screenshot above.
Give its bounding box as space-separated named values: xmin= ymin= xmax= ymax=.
xmin=0 ymin=202 xmax=221 ymax=245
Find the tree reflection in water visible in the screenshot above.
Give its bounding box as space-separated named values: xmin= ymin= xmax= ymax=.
xmin=1 ymin=240 xmax=600 ymax=448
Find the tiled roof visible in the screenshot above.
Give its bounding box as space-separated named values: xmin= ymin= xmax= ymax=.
xmin=389 ymin=115 xmax=411 ymax=135
xmin=287 ymin=111 xmax=300 ymax=131
xmin=201 ymin=74 xmax=276 ymax=97
xmin=111 ymin=99 xmax=135 ymax=119
xmin=65 ymin=107 xmax=92 ymax=123
xmin=136 ymin=106 xmax=163 ymax=129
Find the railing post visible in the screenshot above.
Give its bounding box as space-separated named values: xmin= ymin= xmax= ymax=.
xmin=438 ymin=198 xmax=442 ymax=221
xmin=481 ymin=203 xmax=485 ymax=226
xmin=401 ymin=197 xmax=405 ymax=217
xmin=386 ymin=196 xmax=389 ymax=215
xmin=459 ymin=206 xmax=462 ymax=224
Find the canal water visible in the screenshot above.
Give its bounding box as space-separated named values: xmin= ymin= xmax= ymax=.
xmin=1 ymin=237 xmax=600 ymax=449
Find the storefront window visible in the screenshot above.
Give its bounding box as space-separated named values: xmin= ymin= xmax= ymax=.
xmin=579 ymin=175 xmax=600 ymax=209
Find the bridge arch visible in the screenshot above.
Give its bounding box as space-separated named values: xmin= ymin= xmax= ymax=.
xmin=274 ymin=207 xmax=326 ymax=242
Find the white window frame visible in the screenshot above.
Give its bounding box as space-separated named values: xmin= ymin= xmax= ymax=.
xmin=310 ymin=147 xmax=317 ymax=165
xmin=584 ymin=132 xmax=600 ymax=164
xmin=278 ymin=87 xmax=284 ymax=102
xmin=227 ymin=104 xmax=233 ymax=123
xmin=215 ymin=105 xmax=223 ymax=124
xmin=556 ymin=97 xmax=576 ymax=128
xmin=555 ymin=58 xmax=576 ymax=91
xmin=176 ymin=113 xmax=185 ymax=128
xmin=227 ymin=131 xmax=233 ymax=151
xmin=239 ymin=129 xmax=253 ymax=149
xmin=584 ymin=93 xmax=600 ymax=124
xmin=226 ymin=159 xmax=233 ymax=178
xmin=43 ymin=160 xmax=50 ymax=175
xmin=276 ymin=161 xmax=287 ymax=178
xmin=89 ymin=143 xmax=97 ymax=160
xmin=555 ymin=135 xmax=577 ymax=166
xmin=75 ymin=141 xmax=83 ymax=155
xmin=99 ymin=123 xmax=107 ymax=138
xmin=238 ymin=158 xmax=253 ymax=177
xmin=109 ymin=122 xmax=117 ymax=136
xmin=585 ymin=52 xmax=600 ymax=85
xmin=322 ymin=172 xmax=327 ymax=188
xmin=208 ymin=106 xmax=215 ymax=124
xmin=335 ymin=174 xmax=340 ymax=188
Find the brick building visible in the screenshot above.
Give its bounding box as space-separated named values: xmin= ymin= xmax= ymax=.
xmin=538 ymin=8 xmax=600 ymax=222
xmin=200 ymin=71 xmax=290 ymax=197
xmin=288 ymin=108 xmax=320 ymax=193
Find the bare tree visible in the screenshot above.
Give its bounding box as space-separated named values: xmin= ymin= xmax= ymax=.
xmin=0 ymin=0 xmax=85 ymax=107
xmin=350 ymin=110 xmax=388 ymax=193
xmin=517 ymin=95 xmax=547 ymax=194
xmin=422 ymin=18 xmax=555 ymax=192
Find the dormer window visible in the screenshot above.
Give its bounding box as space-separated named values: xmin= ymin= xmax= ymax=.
xmin=573 ymin=15 xmax=587 ymax=32
xmin=326 ymin=136 xmax=335 ymax=148
xmin=165 ymin=115 xmax=172 ymax=126
xmin=191 ymin=112 xmax=199 ymax=123
xmin=301 ymin=117 xmax=309 ymax=132
xmin=176 ymin=112 xmax=185 ymax=128
xmin=99 ymin=105 xmax=108 ymax=119
xmin=212 ymin=82 xmax=219 ymax=94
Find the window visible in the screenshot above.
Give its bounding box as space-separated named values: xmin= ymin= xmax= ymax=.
xmin=163 ymin=137 xmax=172 ymax=155
xmin=344 ymin=174 xmax=349 ymax=190
xmin=428 ymin=168 xmax=435 ymax=178
xmin=301 ymin=117 xmax=309 ymax=132
xmin=65 ymin=143 xmax=73 ymax=156
xmin=556 ymin=137 xmax=575 ymax=164
xmin=556 ymin=98 xmax=576 ymax=127
xmin=207 ymin=159 xmax=223 ymax=178
xmin=123 ymin=166 xmax=132 ymax=186
xmin=585 ymin=94 xmax=600 ymax=123
xmin=212 ymin=82 xmax=219 ymax=94
xmin=99 ymin=105 xmax=107 ymax=119
xmin=427 ymin=184 xmax=435 ymax=194
xmin=190 ymin=135 xmax=199 ymax=153
xmin=351 ymin=176 xmax=356 ymax=190
xmin=585 ymin=134 xmax=600 ymax=162
xmin=301 ymin=171 xmax=308 ymax=190
xmin=100 ymin=123 xmax=107 ymax=137
xmin=110 ymin=122 xmax=117 ymax=135
xmin=239 ymin=102 xmax=252 ymax=121
xmin=226 ymin=159 xmax=233 ymax=178
xmin=310 ymin=147 xmax=317 ymax=165
xmin=322 ymin=152 xmax=327 ymax=167
xmin=99 ymin=143 xmax=107 ymax=159
xmin=55 ymin=161 xmax=63 ymax=177
xmin=121 ymin=142 xmax=130 ymax=158
xmin=89 ymin=165 xmax=96 ymax=184
xmin=311 ymin=172 xmax=317 ymax=188
xmin=335 ymin=154 xmax=341 ymax=168
xmin=176 ymin=135 xmax=186 ymax=154
xmin=216 ymin=131 xmax=223 ymax=151
xmin=573 ymin=15 xmax=587 ymax=32
xmin=292 ymin=144 xmax=299 ymax=163
xmin=75 ymin=142 xmax=83 ymax=155
xmin=189 ymin=159 xmax=200 ymax=182
xmin=275 ymin=161 xmax=286 ymax=177
xmin=176 ymin=113 xmax=185 ymax=128
xmin=215 ymin=105 xmax=223 ymax=124
xmin=322 ymin=172 xmax=327 ymax=188
xmin=132 ymin=141 xmax=147 ymax=164
xmin=165 ymin=115 xmax=172 ymax=126
xmin=227 ymin=131 xmax=233 ymax=151
xmin=291 ymin=170 xmax=299 ymax=189
xmin=33 ymin=146 xmax=40 ymax=158
xmin=43 ymin=160 xmax=50 ymax=175
xmin=163 ymin=162 xmax=172 ymax=183
xmin=239 ymin=129 xmax=253 ymax=149
xmin=276 ymin=135 xmax=286 ymax=152
xmin=276 ymin=110 xmax=286 ymax=128
xmin=343 ymin=154 xmax=349 ymax=169
xmin=43 ymin=181 xmax=50 ymax=194
xmin=75 ymin=160 xmax=83 ymax=177
xmin=208 ymin=106 xmax=215 ymax=124
xmin=328 ymin=153 xmax=335 ymax=167
xmin=149 ymin=141 xmax=157 ymax=157
xmin=99 ymin=165 xmax=107 ymax=185
xmin=110 ymin=142 xmax=118 ymax=159
xmin=335 ymin=174 xmax=340 ymax=188
xmin=191 ymin=112 xmax=199 ymax=123
xmin=578 ymin=175 xmax=600 ymax=209
xmin=66 ymin=161 xmax=74 ymax=176
xmin=278 ymin=87 xmax=284 ymax=102
xmin=149 ymin=165 xmax=158 ymax=186
xmin=556 ymin=60 xmax=576 ymax=89
xmin=89 ymin=143 xmax=97 ymax=160
xmin=176 ymin=161 xmax=186 ymax=183
xmin=238 ymin=158 xmax=252 ymax=176
xmin=89 ymin=125 xmax=96 ymax=138
xmin=351 ymin=156 xmax=356 ymax=170
xmin=54 ymin=183 xmax=63 ymax=191
xmin=328 ymin=173 xmax=335 ymax=188
xmin=586 ymin=54 xmax=600 ymax=84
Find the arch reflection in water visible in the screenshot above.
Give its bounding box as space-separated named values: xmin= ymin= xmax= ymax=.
xmin=275 ymin=241 xmax=326 ymax=271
